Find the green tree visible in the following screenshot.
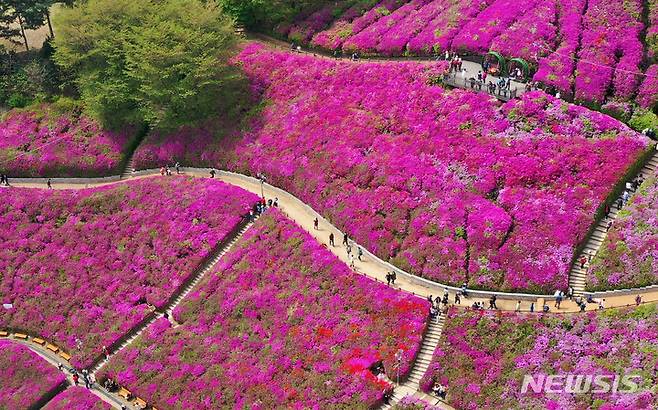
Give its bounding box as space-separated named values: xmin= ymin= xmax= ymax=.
xmin=218 ymin=0 xmax=322 ymax=30
xmin=53 ymin=0 xmax=243 ymax=130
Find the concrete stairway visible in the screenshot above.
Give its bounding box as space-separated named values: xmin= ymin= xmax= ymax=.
xmin=569 ymin=149 xmax=658 ymax=295
xmin=382 ymin=313 xmax=449 ymax=409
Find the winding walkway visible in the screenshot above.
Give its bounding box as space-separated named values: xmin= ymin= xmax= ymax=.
xmin=0 ymin=331 xmax=129 ymax=409
xmin=8 ymin=168 xmax=658 ymax=313
xmin=246 ymin=33 xmax=526 ymax=101
xmin=569 ymin=148 xmax=658 ymax=296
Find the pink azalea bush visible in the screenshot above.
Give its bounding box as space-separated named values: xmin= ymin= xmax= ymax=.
xmin=0 ymin=104 xmax=135 ymax=177
xmin=574 ymin=0 xmax=644 ymax=106
xmin=406 ymin=0 xmax=489 ymax=55
xmin=421 ymin=306 xmax=658 ymax=409
xmin=532 ymin=0 xmax=586 ymax=98
xmin=587 ymin=169 xmax=658 ymax=290
xmin=393 ymin=396 xmax=441 ymax=409
xmin=99 ymin=210 xmax=429 ymax=409
xmin=44 ymin=387 xmax=111 ymax=410
xmin=0 ymin=340 xmax=66 ymax=408
xmin=136 ymin=45 xmax=648 ymax=292
xmin=0 ymin=178 xmax=257 ymax=367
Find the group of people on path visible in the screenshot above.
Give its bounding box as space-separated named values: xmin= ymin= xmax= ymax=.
xmin=248 ymin=196 xmax=278 ymax=221
xmin=159 ymin=162 xmax=181 ymax=176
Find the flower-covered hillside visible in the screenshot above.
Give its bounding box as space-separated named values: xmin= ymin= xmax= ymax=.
xmin=587 ymin=167 xmax=658 ymax=291
xmin=0 ymin=177 xmax=257 ymax=367
xmin=0 ymin=341 xmax=66 ymax=409
xmin=138 ymin=45 xmax=648 ymax=293
xmin=421 ymin=306 xmax=658 ymax=409
xmin=0 ymin=104 xmax=136 ymax=177
xmin=277 ymin=0 xmax=646 ymax=105
xmin=43 ymin=387 xmax=111 ymax=410
xmin=99 ymin=210 xmax=430 ymax=409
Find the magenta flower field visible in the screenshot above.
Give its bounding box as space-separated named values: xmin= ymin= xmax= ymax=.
xmin=0 ymin=105 xmax=136 ymax=177
xmin=0 ymin=340 xmax=66 ymax=409
xmin=272 ymin=0 xmax=653 ymax=106
xmin=0 ymin=177 xmax=257 ymax=367
xmin=44 ymin=387 xmax=110 ymax=410
xmin=99 ymin=210 xmax=429 ymax=409
xmin=136 ymin=45 xmax=648 ymax=293
xmin=420 ymin=306 xmax=658 ymax=409
xmin=587 ymin=169 xmax=658 ymax=291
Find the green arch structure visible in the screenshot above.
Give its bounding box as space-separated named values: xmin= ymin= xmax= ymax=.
xmin=485 ymin=51 xmax=507 ymax=75
xmin=509 ymin=58 xmax=530 ymax=78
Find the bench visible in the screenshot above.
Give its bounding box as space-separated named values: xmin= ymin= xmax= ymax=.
xmin=32 ymin=337 xmax=45 ymax=345
xmin=46 ymin=343 xmax=59 ymax=353
xmin=134 ymin=397 xmax=147 ymax=409
xmin=0 ymin=331 xmax=8 ymax=337
xmin=118 ymin=387 xmax=131 ymax=400
xmin=14 ymin=333 xmax=28 ymax=340
xmin=59 ymin=351 xmax=71 ymax=361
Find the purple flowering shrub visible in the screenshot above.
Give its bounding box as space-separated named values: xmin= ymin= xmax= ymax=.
xmin=421 ymin=306 xmax=658 ymax=410
xmin=393 ymin=396 xmax=441 ymax=409
xmin=532 ymin=0 xmax=586 ymax=98
xmin=574 ymin=0 xmax=644 ymax=106
xmin=99 ymin=210 xmax=429 ymax=409
xmin=0 ymin=178 xmax=257 ymax=367
xmin=0 ymin=104 xmax=135 ymax=177
xmin=0 ymin=341 xmax=66 ymax=408
xmin=587 ymin=169 xmax=658 ymax=290
xmin=136 ymin=45 xmax=648 ymax=292
xmin=44 ymin=387 xmax=111 ymax=410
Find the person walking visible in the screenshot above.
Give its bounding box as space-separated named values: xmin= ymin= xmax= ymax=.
xmin=489 ymin=295 xmax=497 ymax=310
xmin=357 ymin=247 xmax=363 ymax=261
xmin=530 ymin=302 xmax=535 ymax=313
xmin=555 ymin=292 xmax=562 ymax=309
xmin=47 ymin=179 xmax=52 ymax=189
xmin=342 ymin=233 xmax=349 ymax=246
xmin=72 ymin=373 xmax=79 ymax=386
xmin=314 ymin=218 xmax=319 ymax=230
xmin=209 ymin=169 xmax=216 ymax=178
xmin=635 ymin=295 xmax=642 ymax=306
xmin=391 ymin=271 xmax=396 ymax=285
xmin=175 ymin=162 xmax=180 ymax=174
xmin=349 ymin=253 xmax=355 ymax=268
xmin=515 ymin=300 xmax=521 ymax=312
xmin=454 ymin=293 xmax=461 ymax=304
xmin=386 ymin=272 xmax=392 ymax=285
xmin=329 ymin=233 xmax=335 ymax=247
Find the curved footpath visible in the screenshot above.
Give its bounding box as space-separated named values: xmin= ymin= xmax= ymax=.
xmin=245 ymin=33 xmax=525 ymax=102
xmin=7 ymin=168 xmax=658 ymax=313
xmin=0 ymin=331 xmax=131 ymax=409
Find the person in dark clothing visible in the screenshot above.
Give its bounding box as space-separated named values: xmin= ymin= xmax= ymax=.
xmin=391 ymin=271 xmax=396 ymax=284
xmin=489 ymin=295 xmax=497 ymax=310
xmin=314 ymin=218 xmax=319 ymax=230
xmin=209 ymin=169 xmax=216 ymax=178
xmin=329 ymin=233 xmax=335 ymax=247
xmin=47 ymin=179 xmax=52 ymax=189
xmin=342 ymin=233 xmax=349 ymax=246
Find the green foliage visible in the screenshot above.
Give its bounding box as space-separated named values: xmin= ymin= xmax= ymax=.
xmin=53 ymin=0 xmax=245 ymax=131
xmin=218 ymin=0 xmax=323 ymax=30
xmin=629 ymin=108 xmax=658 ymax=132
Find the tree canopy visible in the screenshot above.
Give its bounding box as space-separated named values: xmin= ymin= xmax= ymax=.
xmin=53 ymin=0 xmax=244 ymax=130
xmin=218 ymin=0 xmax=320 ymax=30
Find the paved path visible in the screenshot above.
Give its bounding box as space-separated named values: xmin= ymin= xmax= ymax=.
xmin=246 ymin=34 xmax=526 ymax=101
xmin=8 ymin=169 xmax=658 ymax=313
xmin=0 ymin=332 xmax=128 ymax=409
xmin=569 ymin=147 xmax=658 ymax=295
